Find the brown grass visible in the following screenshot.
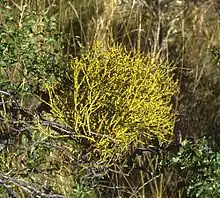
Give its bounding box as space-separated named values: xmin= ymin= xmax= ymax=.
xmin=3 ymin=0 xmax=220 ymax=197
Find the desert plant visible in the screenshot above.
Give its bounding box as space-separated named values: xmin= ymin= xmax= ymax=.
xmin=0 ymin=1 xmax=77 ymax=197
xmin=0 ymin=0 xmax=67 ymax=93
xmin=71 ymin=183 xmax=93 ymax=198
xmin=48 ymin=41 xmax=177 ymax=167
xmin=3 ymin=0 xmax=220 ymax=197
xmin=43 ymin=41 xmax=178 ymax=197
xmin=172 ymin=137 xmax=220 ymax=198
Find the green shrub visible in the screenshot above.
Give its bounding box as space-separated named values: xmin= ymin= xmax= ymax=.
xmin=0 ymin=2 xmax=74 ymax=197
xmin=0 ymin=1 xmax=65 ymax=93
xmin=47 ymin=41 xmax=177 ymax=167
xmin=71 ymin=183 xmax=93 ymax=198
xmin=172 ymin=137 xmax=220 ymax=198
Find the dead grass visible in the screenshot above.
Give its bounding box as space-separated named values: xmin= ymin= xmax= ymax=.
xmin=4 ymin=0 xmax=220 ymax=197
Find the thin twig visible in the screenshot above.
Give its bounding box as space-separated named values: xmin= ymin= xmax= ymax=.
xmin=0 ymin=173 xmax=65 ymax=198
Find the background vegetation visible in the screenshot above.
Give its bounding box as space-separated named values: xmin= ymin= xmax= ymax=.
xmin=0 ymin=0 xmax=220 ymax=197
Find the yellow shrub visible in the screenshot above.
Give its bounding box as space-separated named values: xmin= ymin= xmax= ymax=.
xmin=48 ymin=42 xmax=177 ymax=166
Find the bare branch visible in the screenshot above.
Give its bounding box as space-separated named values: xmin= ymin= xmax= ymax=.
xmin=0 ymin=173 xmax=65 ymax=198
xmin=0 ymin=90 xmax=11 ymax=96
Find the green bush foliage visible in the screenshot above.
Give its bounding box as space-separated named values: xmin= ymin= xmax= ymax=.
xmin=0 ymin=2 xmax=76 ymax=197
xmin=172 ymin=138 xmax=220 ymax=198
xmin=47 ymin=42 xmax=177 ymax=167
xmin=0 ymin=2 xmax=64 ymax=93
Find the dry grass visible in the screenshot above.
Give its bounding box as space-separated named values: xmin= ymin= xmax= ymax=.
xmin=3 ymin=0 xmax=220 ymax=197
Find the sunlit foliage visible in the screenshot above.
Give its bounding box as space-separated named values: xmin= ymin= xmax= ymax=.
xmin=47 ymin=42 xmax=177 ymax=167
